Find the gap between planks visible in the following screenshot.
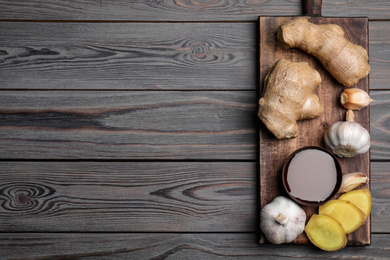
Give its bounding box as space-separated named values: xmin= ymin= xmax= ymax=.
xmin=0 ymin=158 xmax=257 ymax=163
xmin=0 ymin=19 xmax=389 ymax=23
xmin=0 ymin=89 xmax=388 ymax=92
xmin=0 ymin=20 xmax=256 ymax=23
xmin=0 ymin=231 xmax=387 ymax=235
xmin=0 ymin=89 xmax=258 ymax=92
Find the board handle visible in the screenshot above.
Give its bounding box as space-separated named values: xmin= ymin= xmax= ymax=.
xmin=303 ymin=0 xmax=322 ymax=16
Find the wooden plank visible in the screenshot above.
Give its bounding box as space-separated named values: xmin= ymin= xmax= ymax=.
xmin=0 ymin=162 xmax=257 ymax=232
xmin=259 ymin=17 xmax=370 ymax=245
xmin=0 ymin=0 xmax=389 ymax=21
xmin=1 ymin=233 xmax=390 ymax=259
xmin=0 ymin=0 xmax=301 ymax=21
xmin=0 ymin=91 xmax=256 ymax=160
xmin=0 ymin=22 xmax=256 ymax=90
xmin=323 ymin=0 xmax=390 ymax=20
xmin=0 ymin=22 xmax=389 ymax=90
xmin=0 ymin=90 xmax=388 ymax=160
xmin=370 ymin=91 xmax=390 ymax=160
xmin=0 ymin=161 xmax=388 ymax=232
xmin=371 ymin=161 xmax=390 ymax=233
xmin=369 ymin=22 xmax=390 ymax=91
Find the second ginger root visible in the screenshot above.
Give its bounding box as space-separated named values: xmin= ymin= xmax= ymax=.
xmin=258 ymin=59 xmax=324 ymax=139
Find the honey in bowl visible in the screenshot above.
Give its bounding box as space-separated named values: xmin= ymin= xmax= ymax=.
xmin=282 ymin=146 xmax=342 ymax=206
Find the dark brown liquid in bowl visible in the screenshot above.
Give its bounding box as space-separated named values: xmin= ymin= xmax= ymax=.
xmin=283 ymin=147 xmax=342 ymax=206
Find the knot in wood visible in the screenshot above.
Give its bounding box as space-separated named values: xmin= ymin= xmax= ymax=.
xmin=192 ymin=43 xmax=206 ymax=55
xmin=0 ymin=182 xmax=55 ymax=214
xmin=322 ymin=122 xmax=330 ymax=129
xmin=15 ymin=193 xmax=33 ymax=206
xmin=189 ymin=41 xmax=212 ymax=61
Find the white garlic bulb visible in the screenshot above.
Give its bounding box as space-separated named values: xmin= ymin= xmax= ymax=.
xmin=324 ymin=110 xmax=370 ymax=158
xmin=260 ymin=196 xmax=306 ymax=244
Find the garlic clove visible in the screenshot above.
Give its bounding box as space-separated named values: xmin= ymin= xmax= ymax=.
xmin=338 ymin=172 xmax=369 ymax=193
xmin=340 ymin=88 xmax=373 ymax=110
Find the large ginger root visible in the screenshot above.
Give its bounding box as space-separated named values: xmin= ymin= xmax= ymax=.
xmin=277 ymin=18 xmax=370 ymax=87
xmin=258 ymin=59 xmax=324 ymax=139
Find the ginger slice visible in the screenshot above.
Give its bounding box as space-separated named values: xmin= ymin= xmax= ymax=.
xmin=338 ymin=188 xmax=372 ymax=219
xmin=305 ymin=214 xmax=347 ymax=251
xmin=319 ymin=200 xmax=365 ymax=234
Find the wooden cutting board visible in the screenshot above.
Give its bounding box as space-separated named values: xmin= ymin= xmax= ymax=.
xmin=258 ymin=0 xmax=370 ymax=246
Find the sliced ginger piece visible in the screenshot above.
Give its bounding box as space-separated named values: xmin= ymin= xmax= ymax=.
xmin=338 ymin=188 xmax=372 ymax=219
xmin=305 ymin=214 xmax=347 ymax=251
xmin=319 ymin=200 xmax=365 ymax=234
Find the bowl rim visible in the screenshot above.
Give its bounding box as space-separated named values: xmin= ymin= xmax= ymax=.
xmin=281 ymin=146 xmax=342 ymax=207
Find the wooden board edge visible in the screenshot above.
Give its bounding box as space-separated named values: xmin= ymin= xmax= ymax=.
xmin=258 ymin=16 xmax=371 ymax=246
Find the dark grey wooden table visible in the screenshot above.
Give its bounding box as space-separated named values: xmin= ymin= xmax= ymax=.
xmin=0 ymin=1 xmax=389 ymax=259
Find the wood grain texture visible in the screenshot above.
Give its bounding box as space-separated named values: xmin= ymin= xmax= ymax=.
xmin=0 ymin=162 xmax=256 ymax=232
xmin=0 ymin=161 xmax=388 ymax=233
xmin=259 ymin=17 xmax=370 ymax=245
xmin=370 ymin=91 xmax=390 ymax=160
xmin=1 ymin=233 xmax=390 ymax=259
xmin=0 ymin=22 xmax=256 ymax=90
xmin=0 ymin=22 xmax=389 ymax=90
xmin=322 ymin=0 xmax=390 ymax=20
xmin=369 ymin=22 xmax=390 ymax=91
xmin=0 ymin=0 xmax=389 ymax=20
xmin=0 ymin=0 xmax=302 ymax=21
xmin=371 ymin=162 xmax=390 ymax=233
xmin=0 ymin=90 xmax=388 ymax=160
xmin=0 ymin=1 xmax=389 ymax=258
xmin=303 ymin=0 xmax=323 ymax=16
xmin=0 ymin=91 xmax=257 ymax=160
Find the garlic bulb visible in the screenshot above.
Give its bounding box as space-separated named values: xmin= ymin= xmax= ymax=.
xmin=338 ymin=172 xmax=369 ymax=193
xmin=260 ymin=196 xmax=306 ymax=244
xmin=340 ymin=88 xmax=373 ymax=110
xmin=324 ymin=110 xmax=370 ymax=158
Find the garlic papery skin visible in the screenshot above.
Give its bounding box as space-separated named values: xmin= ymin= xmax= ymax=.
xmin=338 ymin=172 xmax=369 ymax=193
xmin=340 ymin=88 xmax=373 ymax=110
xmin=324 ymin=110 xmax=370 ymax=158
xmin=260 ymin=196 xmax=306 ymax=244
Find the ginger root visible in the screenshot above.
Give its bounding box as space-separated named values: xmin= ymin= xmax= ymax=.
xmin=258 ymin=59 xmax=323 ymax=139
xmin=277 ymin=18 xmax=370 ymax=87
